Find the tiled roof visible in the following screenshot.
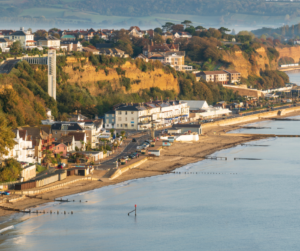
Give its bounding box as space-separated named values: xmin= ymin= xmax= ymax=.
xmin=68 ymin=132 xmax=86 ymax=141
xmin=57 ymin=135 xmax=74 ymax=145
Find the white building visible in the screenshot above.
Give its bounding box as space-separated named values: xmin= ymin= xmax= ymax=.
xmin=7 ymin=27 xmax=35 ymax=47
xmin=3 ymin=129 xmax=36 ymax=163
xmin=113 ymin=100 xmax=190 ymax=130
xmin=37 ymin=36 xmax=60 ymax=49
xmin=181 ymin=100 xmax=232 ymax=119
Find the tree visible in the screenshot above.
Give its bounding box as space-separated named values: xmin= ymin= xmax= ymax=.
xmin=185 ymin=26 xmax=195 ymax=35
xmin=0 ymin=158 xmax=21 ymax=182
xmin=0 ymin=116 xmax=15 ymax=158
xmin=181 ymin=20 xmax=192 ymax=28
xmin=120 ymin=131 xmax=126 ymax=137
xmin=153 ymin=34 xmax=164 ymax=44
xmin=154 ymin=28 xmax=163 ymax=35
xmin=162 ymin=22 xmax=174 ymax=32
xmin=218 ymin=27 xmax=231 ymax=34
xmin=10 ymin=41 xmax=22 ymax=54
xmin=166 ymin=38 xmax=173 ymax=44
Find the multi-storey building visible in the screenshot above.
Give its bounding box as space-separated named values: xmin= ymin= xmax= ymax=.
xmin=108 ymin=100 xmax=189 ymax=130
xmin=197 ymin=70 xmax=241 ymax=84
xmin=37 ymin=36 xmax=60 ymax=49
xmin=6 ymin=27 xmax=35 ymax=48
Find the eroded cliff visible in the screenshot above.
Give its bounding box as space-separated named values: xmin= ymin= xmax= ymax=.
xmin=222 ymin=47 xmax=277 ymax=78
xmin=63 ymin=59 xmax=180 ymax=95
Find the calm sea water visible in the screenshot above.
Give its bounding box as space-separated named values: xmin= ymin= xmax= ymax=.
xmin=0 ymin=119 xmax=300 ymax=251
xmin=286 ymin=70 xmax=300 ymax=85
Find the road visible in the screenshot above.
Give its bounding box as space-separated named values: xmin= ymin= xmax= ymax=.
xmin=99 ymin=132 xmax=151 ymax=169
xmin=0 ymin=60 xmax=19 ymax=74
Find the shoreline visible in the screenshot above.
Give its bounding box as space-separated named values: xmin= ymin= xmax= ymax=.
xmin=1 ymin=110 xmax=300 ymax=219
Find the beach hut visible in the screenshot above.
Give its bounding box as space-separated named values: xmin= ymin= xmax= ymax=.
xmin=167 ymin=136 xmax=175 ymax=143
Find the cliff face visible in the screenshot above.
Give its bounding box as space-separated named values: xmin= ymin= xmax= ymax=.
xmin=276 ymin=46 xmax=300 ymax=63
xmin=222 ymin=47 xmax=277 ymax=78
xmin=63 ymin=60 xmax=180 ymax=95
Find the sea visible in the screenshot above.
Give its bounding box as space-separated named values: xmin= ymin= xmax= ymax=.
xmin=0 ymin=116 xmax=299 ymax=251
xmin=286 ymin=70 xmax=300 ymax=86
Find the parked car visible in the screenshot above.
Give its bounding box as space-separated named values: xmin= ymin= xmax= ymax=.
xmin=132 ymin=138 xmax=137 ymax=142
xmin=129 ymin=154 xmax=137 ymax=159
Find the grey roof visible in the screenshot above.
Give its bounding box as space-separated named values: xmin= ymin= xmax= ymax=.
xmin=38 ymin=36 xmax=60 ymax=41
xmin=51 ymin=122 xmax=84 ymax=131
xmin=0 ymin=38 xmax=7 ymax=43
xmin=105 ymin=110 xmax=115 ymax=114
xmin=11 ymin=31 xmax=26 ymax=36
xmin=57 ymin=135 xmax=74 ymax=145
xmin=116 ymin=105 xmax=146 ymax=111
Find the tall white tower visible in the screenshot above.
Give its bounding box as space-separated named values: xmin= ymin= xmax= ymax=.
xmin=48 ymin=49 xmax=56 ymax=100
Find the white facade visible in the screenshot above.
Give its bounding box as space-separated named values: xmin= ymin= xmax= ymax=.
xmin=7 ymin=28 xmax=35 ymax=47
xmin=3 ymin=130 xmax=36 ymax=163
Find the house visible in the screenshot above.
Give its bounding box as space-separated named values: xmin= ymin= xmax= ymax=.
xmin=60 ymin=40 xmax=82 ymax=52
xmin=69 ymin=113 xmax=89 ymax=122
xmin=7 ymin=27 xmax=35 ymax=47
xmin=52 ymin=142 xmax=68 ymax=157
xmin=161 ymin=32 xmax=174 ymax=41
xmin=61 ymin=35 xmax=76 ymax=41
xmin=37 ymin=36 xmax=60 ymax=49
xmin=51 ymin=122 xmax=85 ymax=141
xmin=0 ymin=38 xmax=9 ymax=52
xmin=82 ymin=47 xmax=99 ymax=55
xmin=3 ymin=129 xmax=36 ymax=163
xmin=143 ymin=42 xmax=192 ymax=71
xmin=98 ymin=48 xmax=128 ymax=58
xmin=56 ymin=135 xmax=76 ymax=152
xmin=129 ymin=26 xmax=144 ymax=38
xmin=75 ymin=151 xmax=103 ymax=162
xmin=294 ymin=39 xmax=300 ymax=45
xmin=198 ymin=71 xmax=229 ymax=84
xmin=223 ymin=70 xmax=241 ymax=83
xmin=104 ymin=110 xmax=116 ymax=129
xmin=15 ymin=126 xmax=54 ymax=163
xmin=136 ymin=53 xmax=149 ymax=62
xmin=68 ymin=132 xmax=87 ymax=150
xmin=172 ymin=31 xmax=192 ymax=39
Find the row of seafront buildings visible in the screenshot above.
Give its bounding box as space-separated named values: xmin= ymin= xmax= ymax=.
xmin=104 ymin=99 xmax=232 ymax=130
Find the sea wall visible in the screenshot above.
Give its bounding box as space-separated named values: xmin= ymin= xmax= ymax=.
xmin=222 ymin=85 xmax=263 ymax=98
xmin=109 ymin=157 xmax=148 ymax=180
xmin=202 ymin=106 xmax=300 ymax=129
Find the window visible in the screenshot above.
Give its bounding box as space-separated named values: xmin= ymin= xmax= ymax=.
xmin=125 ymin=118 xmax=127 ymax=121
xmin=125 ymin=111 xmax=127 ymax=115
xmin=106 ymin=114 xmax=109 ymax=117
xmin=112 ymin=119 xmax=114 ymax=122
xmin=117 ymin=124 xmax=119 ymax=127
xmin=131 ymin=117 xmax=134 ymax=121
xmin=131 ymin=112 xmax=134 ymax=114
xmin=125 ymin=124 xmax=128 ymax=128
xmin=55 ymin=131 xmax=57 ymax=134
xmin=131 ymin=124 xmax=134 ymax=127
xmin=112 ymin=114 xmax=115 ymax=117
xmin=118 ymin=111 xmax=121 ymax=115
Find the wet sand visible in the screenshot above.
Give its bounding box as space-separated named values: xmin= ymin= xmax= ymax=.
xmin=1 ymin=111 xmax=300 ymax=218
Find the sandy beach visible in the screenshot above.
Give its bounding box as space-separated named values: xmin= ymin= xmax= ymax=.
xmin=1 ymin=110 xmax=300 ymax=218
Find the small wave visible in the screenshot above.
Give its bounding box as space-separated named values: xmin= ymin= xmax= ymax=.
xmin=0 ymin=225 xmax=14 ymax=233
